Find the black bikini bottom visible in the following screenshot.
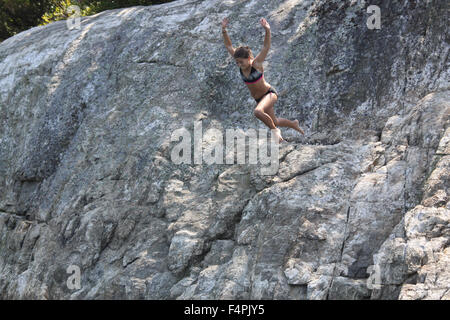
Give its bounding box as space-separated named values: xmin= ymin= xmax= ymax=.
xmin=255 ymin=87 xmax=278 ymax=104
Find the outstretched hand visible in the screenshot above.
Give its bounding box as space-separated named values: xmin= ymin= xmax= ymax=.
xmin=222 ymin=17 xmax=229 ymax=29
xmin=260 ymin=18 xmax=270 ymax=30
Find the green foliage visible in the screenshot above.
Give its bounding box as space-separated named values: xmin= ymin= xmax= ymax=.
xmin=0 ymin=0 xmax=56 ymax=41
xmin=41 ymin=0 xmax=74 ymax=25
xmin=0 ymin=0 xmax=174 ymax=42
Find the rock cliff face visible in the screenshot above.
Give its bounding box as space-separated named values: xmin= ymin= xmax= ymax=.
xmin=0 ymin=0 xmax=448 ymax=299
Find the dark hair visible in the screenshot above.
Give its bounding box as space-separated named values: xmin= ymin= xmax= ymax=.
xmin=234 ymin=46 xmax=254 ymax=59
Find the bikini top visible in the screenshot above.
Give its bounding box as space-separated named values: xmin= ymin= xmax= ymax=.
xmin=240 ymin=66 xmax=263 ymax=83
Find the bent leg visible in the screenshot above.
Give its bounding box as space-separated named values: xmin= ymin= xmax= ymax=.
xmin=254 ymin=93 xmax=278 ymax=130
xmin=254 ymin=93 xmax=284 ymax=142
xmin=261 ymin=95 xmax=304 ymax=134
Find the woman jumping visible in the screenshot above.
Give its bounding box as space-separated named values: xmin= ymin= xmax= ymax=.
xmin=222 ymin=17 xmax=305 ymax=143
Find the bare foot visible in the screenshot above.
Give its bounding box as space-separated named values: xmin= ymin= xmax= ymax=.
xmin=293 ymin=119 xmax=305 ymax=135
xmin=273 ymin=128 xmax=284 ymax=143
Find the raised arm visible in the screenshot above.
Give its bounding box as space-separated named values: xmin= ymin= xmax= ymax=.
xmin=222 ymin=18 xmax=235 ymax=57
xmin=254 ymin=18 xmax=271 ymax=65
